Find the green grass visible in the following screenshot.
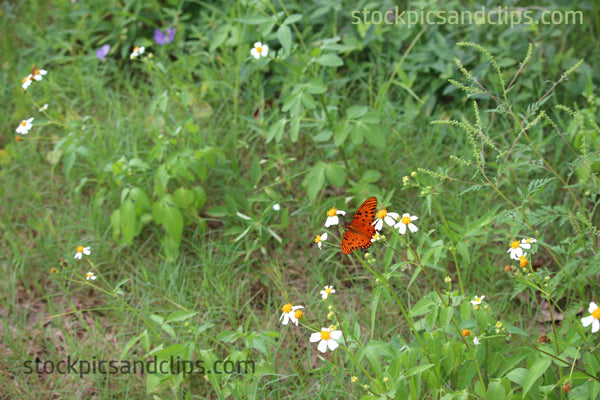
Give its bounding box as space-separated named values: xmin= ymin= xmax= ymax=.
xmin=2 ymin=0 xmax=600 ymax=399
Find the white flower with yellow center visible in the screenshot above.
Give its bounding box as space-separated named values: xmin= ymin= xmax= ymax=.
xmin=320 ymin=285 xmax=336 ymax=300
xmin=507 ymin=239 xmax=527 ymax=260
xmin=582 ymin=302 xmax=600 ymax=333
xmin=85 ymin=272 xmax=97 ymax=281
xmin=520 ymin=238 xmax=537 ymax=250
xmin=310 ymin=326 xmax=343 ymax=353
xmin=470 ymin=295 xmax=485 ymax=306
xmin=250 ymin=42 xmax=269 ymax=59
xmin=130 ymin=46 xmax=145 ymax=59
xmin=32 ymin=68 xmax=47 ymax=81
xmin=16 ymin=118 xmax=34 ymax=135
xmin=394 ymin=213 xmax=418 ymax=234
xmin=279 ymin=303 xmax=304 ymax=326
xmin=324 ymin=207 xmax=346 ymax=227
xmin=314 ymin=233 xmax=328 ymax=249
xmin=74 ymin=245 xmax=91 ymax=259
xmin=372 ymin=209 xmax=399 ymax=231
xmin=21 ymin=74 xmax=33 ymax=90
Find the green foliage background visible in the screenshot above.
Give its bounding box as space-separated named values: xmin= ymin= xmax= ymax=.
xmin=1 ymin=0 xmax=599 ymax=398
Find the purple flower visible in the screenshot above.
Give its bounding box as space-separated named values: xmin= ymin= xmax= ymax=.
xmin=154 ymin=28 xmax=176 ymax=45
xmin=96 ymin=44 xmax=111 ymax=60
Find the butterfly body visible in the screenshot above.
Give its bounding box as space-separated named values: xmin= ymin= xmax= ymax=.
xmin=340 ymin=197 xmax=377 ymax=254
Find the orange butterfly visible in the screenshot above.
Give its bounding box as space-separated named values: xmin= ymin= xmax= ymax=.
xmin=340 ymin=197 xmax=377 ymax=254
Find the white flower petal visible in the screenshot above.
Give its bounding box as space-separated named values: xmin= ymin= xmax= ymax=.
xmin=588 ymin=302 xmax=598 ymax=313
xmin=581 ymin=315 xmax=595 ymax=327
xmin=330 ymin=330 xmax=342 ymax=340
xmin=309 ymin=332 xmax=322 ymax=343
xmin=326 ymin=339 xmax=339 ymax=351
xmin=317 ymin=340 xmax=328 ymax=353
xmin=593 ymin=319 xmax=600 ymax=333
xmin=397 ymin=222 xmax=407 ymax=235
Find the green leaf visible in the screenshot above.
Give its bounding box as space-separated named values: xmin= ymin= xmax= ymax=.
xmin=363 ymin=123 xmax=386 ymax=148
xmin=405 ymin=363 xmax=435 ymax=377
xmin=324 ymin=163 xmax=346 ymax=187
xmin=129 ymin=187 xmax=151 ymax=210
xmin=250 ymin=156 xmax=262 ymax=184
xmin=120 ymin=198 xmax=137 ymax=245
xmin=167 ymin=310 xmax=198 ymax=322
xmin=119 ymin=330 xmax=147 ymax=361
xmin=266 ymin=118 xmax=287 ymax=143
xmin=152 ymin=195 xmax=183 ymax=245
xmin=346 ymin=105 xmax=368 ymax=119
xmin=313 ymin=129 xmax=332 ymax=142
xmin=317 ymin=53 xmax=343 ymax=67
xmin=277 ymin=25 xmax=292 ymax=54
xmin=302 ymin=162 xmax=325 ymax=202
xmin=486 ymin=381 xmax=506 ymax=400
xmin=237 ymin=15 xmax=272 ymax=24
xmin=333 ymin=120 xmax=350 ymax=146
xmin=305 ymin=78 xmax=327 ymax=94
xmin=290 ymin=117 xmax=300 ymax=142
xmin=523 ymin=359 xmax=551 ymax=396
xmin=173 ymin=187 xmax=195 ymax=209
xmin=283 ymin=13 xmax=302 ymax=25
xmin=410 ymin=296 xmax=435 ymax=317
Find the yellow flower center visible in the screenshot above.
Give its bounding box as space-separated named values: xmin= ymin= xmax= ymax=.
xmin=86 ymin=272 xmax=94 ymax=278
xmin=76 ymin=245 xmax=84 ymax=253
xmin=376 ymin=209 xmax=387 ymax=219
xmin=519 ymin=255 xmax=528 ymax=267
xmin=314 ymin=235 xmax=321 ymax=243
xmin=22 ymin=76 xmax=29 ymax=83
xmin=327 ymin=208 xmax=337 ymax=217
xmin=525 ymin=238 xmax=532 ymax=243
xmin=281 ymin=303 xmax=292 ymax=313
xmin=592 ymin=307 xmax=600 ymax=320
xmin=325 ymin=288 xmax=332 ymax=294
xmin=320 ymin=330 xmax=331 ymax=340
xmin=35 ymin=69 xmax=41 ymax=75
xmin=510 ymin=240 xmax=520 ymax=249
xmin=462 ymin=329 xmax=470 ymax=337
xmin=401 ymin=216 xmax=411 ymax=224
xmin=256 ymin=46 xmax=262 ymax=53
xmin=50 ymin=268 xmax=57 ymax=273
xmin=15 ymin=136 xmax=21 ymax=142
xmin=133 ymin=46 xmax=139 ymax=51
xmin=20 ymin=121 xmax=27 ymax=127
xmin=294 ymin=310 xmax=303 ymax=319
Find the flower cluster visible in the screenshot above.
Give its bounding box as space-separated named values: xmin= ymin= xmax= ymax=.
xmin=280 ymin=285 xmax=343 ymax=353
xmin=21 ymin=67 xmax=47 ymax=90
xmin=506 ymin=238 xmax=537 ymax=269
xmin=17 ymin=66 xmax=49 ymax=138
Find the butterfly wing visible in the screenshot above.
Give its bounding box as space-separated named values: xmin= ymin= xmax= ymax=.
xmin=341 ymin=197 xmax=377 ymax=254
